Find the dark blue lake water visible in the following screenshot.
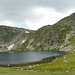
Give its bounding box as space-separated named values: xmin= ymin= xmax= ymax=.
xmin=0 ymin=51 xmax=67 ymax=65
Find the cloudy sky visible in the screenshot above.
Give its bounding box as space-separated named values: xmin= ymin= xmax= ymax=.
xmin=0 ymin=0 xmax=75 ymax=30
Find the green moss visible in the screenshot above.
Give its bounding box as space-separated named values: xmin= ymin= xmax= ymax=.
xmin=30 ymin=42 xmax=33 ymax=45
xmin=0 ymin=46 xmax=3 ymax=48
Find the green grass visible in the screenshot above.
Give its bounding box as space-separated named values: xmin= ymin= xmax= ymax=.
xmin=0 ymin=53 xmax=75 ymax=75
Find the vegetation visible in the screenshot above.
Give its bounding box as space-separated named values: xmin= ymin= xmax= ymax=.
xmin=68 ymin=36 xmax=75 ymax=46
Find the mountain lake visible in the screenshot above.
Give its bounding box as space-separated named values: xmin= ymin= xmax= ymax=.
xmin=0 ymin=51 xmax=68 ymax=66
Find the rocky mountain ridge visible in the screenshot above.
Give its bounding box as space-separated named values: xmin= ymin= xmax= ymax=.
xmin=0 ymin=13 xmax=75 ymax=52
xmin=18 ymin=13 xmax=75 ymax=51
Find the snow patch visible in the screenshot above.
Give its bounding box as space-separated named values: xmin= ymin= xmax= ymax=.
xmin=25 ymin=31 xmax=30 ymax=33
xmin=7 ymin=44 xmax=14 ymax=50
xmin=22 ymin=40 xmax=26 ymax=44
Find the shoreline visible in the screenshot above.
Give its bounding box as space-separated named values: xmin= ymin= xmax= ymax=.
xmin=0 ymin=56 xmax=57 ymax=67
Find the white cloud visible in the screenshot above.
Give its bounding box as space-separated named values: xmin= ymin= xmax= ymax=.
xmin=0 ymin=20 xmax=15 ymax=26
xmin=66 ymin=8 xmax=75 ymax=15
xmin=25 ymin=7 xmax=75 ymax=30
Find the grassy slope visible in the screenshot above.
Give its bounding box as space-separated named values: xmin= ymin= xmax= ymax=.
xmin=0 ymin=53 xmax=75 ymax=75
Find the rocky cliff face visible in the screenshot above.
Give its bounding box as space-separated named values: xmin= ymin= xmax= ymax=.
xmin=0 ymin=13 xmax=75 ymax=52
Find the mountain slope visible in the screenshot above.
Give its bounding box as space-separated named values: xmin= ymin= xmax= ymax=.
xmin=0 ymin=13 xmax=75 ymax=52
xmin=18 ymin=13 xmax=75 ymax=51
xmin=0 ymin=26 xmax=33 ymax=52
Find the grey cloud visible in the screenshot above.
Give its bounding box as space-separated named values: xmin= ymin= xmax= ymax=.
xmin=0 ymin=0 xmax=75 ymax=25
xmin=34 ymin=0 xmax=75 ymax=11
xmin=0 ymin=0 xmax=44 ymax=24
